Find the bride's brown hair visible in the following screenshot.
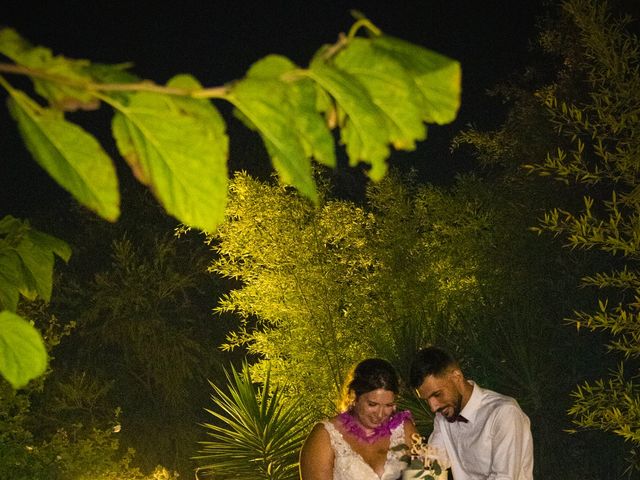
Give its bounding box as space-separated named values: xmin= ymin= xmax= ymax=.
xmin=337 ymin=358 xmax=399 ymax=412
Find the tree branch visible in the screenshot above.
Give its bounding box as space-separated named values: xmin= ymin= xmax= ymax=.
xmin=0 ymin=62 xmax=228 ymax=98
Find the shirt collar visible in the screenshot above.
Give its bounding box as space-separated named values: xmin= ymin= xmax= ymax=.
xmin=459 ymin=380 xmax=481 ymax=423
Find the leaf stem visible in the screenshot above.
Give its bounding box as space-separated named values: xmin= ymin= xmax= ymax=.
xmin=317 ymin=17 xmax=382 ymax=62
xmin=347 ymin=18 xmax=382 ymax=40
xmin=0 ymin=62 xmax=228 ymax=99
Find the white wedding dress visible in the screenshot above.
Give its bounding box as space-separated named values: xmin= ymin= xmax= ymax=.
xmin=322 ymin=420 xmax=408 ymax=480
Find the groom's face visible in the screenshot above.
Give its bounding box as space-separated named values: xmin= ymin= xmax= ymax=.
xmin=416 ymin=369 xmax=464 ymax=420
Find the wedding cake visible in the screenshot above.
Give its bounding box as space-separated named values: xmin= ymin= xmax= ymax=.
xmin=402 ymin=466 xmax=448 ymax=480
xmin=402 ymin=434 xmax=449 ymax=480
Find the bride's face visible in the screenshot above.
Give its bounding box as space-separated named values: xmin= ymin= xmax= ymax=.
xmin=352 ymin=388 xmax=396 ymax=430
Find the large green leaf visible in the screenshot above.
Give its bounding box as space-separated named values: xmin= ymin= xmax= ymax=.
xmin=0 ymin=310 xmax=47 ymax=389
xmin=245 ymin=55 xmax=336 ymax=169
xmin=231 ymin=63 xmax=314 ymax=202
xmin=0 ymin=216 xmax=72 ymax=311
xmin=15 ymin=229 xmax=72 ymax=301
xmin=27 ymin=228 xmax=72 ymax=263
xmin=334 ymin=37 xmax=427 ymax=151
xmin=371 ymin=35 xmax=461 ymax=125
xmin=7 ymin=91 xmax=120 ymax=221
xmin=112 ymin=74 xmax=228 ymax=232
xmin=308 ymin=59 xmax=391 ymax=180
xmin=228 ymin=55 xmax=338 ymax=203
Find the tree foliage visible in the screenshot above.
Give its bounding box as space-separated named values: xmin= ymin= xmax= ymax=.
xmin=455 ymin=0 xmax=640 ymax=474
xmin=525 ymin=0 xmax=640 ymax=460
xmin=47 ymin=226 xmax=228 ymax=474
xmin=208 ymin=172 xmax=483 ymax=414
xmin=0 ymin=305 xmax=177 ymax=480
xmin=0 ymin=190 xmax=235 ymax=477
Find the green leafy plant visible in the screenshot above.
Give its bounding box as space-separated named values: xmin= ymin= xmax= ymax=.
xmin=455 ymin=0 xmax=639 ymax=476
xmin=0 ymin=215 xmax=71 ymax=388
xmin=196 ymin=362 xmax=314 ymax=480
xmin=0 ymin=16 xmax=461 ymax=233
xmin=0 ymin=312 xmax=174 ymax=480
xmin=39 ymin=225 xmax=228 ymax=475
xmin=210 ymin=171 xmax=515 ymax=415
xmin=524 ymin=0 xmax=640 ymax=466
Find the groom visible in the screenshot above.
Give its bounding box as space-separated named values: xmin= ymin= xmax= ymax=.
xmin=410 ymin=346 xmax=533 ymax=479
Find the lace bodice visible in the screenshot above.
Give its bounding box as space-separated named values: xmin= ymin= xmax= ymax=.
xmin=322 ymin=419 xmax=408 ymax=480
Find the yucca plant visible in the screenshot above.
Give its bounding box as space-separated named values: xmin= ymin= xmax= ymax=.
xmin=195 ymin=361 xmax=314 ymax=480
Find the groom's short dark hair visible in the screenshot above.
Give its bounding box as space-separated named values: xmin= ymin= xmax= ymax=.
xmin=409 ymin=346 xmax=458 ymax=389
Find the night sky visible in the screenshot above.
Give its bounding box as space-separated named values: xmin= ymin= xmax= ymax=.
xmin=1 ymin=0 xmax=548 ymax=224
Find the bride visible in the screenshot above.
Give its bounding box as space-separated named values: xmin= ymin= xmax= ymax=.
xmin=299 ymin=358 xmax=418 ymax=480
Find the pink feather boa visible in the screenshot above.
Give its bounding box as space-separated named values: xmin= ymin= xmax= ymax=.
xmin=338 ymin=409 xmax=413 ymax=443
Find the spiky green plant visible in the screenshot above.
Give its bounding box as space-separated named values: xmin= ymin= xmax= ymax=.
xmin=195 ymin=362 xmax=314 ymax=480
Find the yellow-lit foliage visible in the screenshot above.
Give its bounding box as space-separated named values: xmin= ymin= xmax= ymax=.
xmin=210 ymin=171 xmax=514 ymax=416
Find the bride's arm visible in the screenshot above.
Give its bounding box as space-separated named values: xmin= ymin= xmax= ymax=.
xmin=299 ymin=423 xmax=334 ymax=480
